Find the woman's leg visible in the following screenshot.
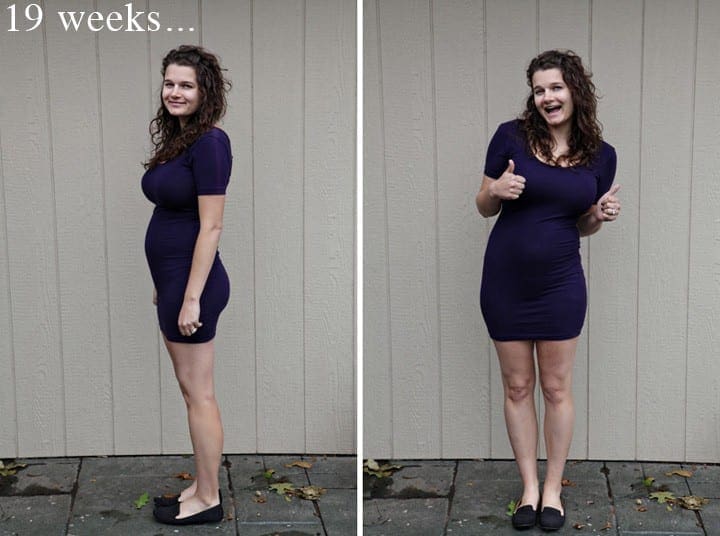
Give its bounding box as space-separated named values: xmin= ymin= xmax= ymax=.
xmin=164 ymin=337 xmax=223 ymax=518
xmin=495 ymin=340 xmax=539 ymax=508
xmin=536 ymin=338 xmax=578 ymax=513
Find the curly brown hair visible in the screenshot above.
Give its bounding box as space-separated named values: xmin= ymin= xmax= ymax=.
xmin=145 ymin=45 xmax=231 ymax=169
xmin=519 ymin=49 xmax=602 ymax=167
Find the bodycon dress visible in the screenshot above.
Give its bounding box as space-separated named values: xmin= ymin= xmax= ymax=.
xmin=142 ymin=127 xmax=232 ymax=343
xmin=480 ymin=120 xmax=616 ymax=341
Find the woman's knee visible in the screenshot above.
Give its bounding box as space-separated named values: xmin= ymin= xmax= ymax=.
xmin=504 ymin=376 xmax=535 ymax=403
xmin=539 ymin=376 xmax=572 ymax=405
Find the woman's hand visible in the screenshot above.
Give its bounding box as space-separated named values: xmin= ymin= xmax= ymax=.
xmin=488 ymin=159 xmax=526 ymax=200
xmin=593 ymin=183 xmax=622 ymax=222
xmin=178 ymin=298 xmax=203 ymax=337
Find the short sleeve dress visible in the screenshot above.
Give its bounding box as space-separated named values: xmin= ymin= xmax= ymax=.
xmin=142 ymin=127 xmax=232 ymax=343
xmin=480 ymin=120 xmax=616 ymax=341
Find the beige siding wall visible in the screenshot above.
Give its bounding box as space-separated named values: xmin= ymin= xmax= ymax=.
xmin=365 ymin=0 xmax=720 ymax=462
xmin=0 ymin=0 xmax=355 ymax=457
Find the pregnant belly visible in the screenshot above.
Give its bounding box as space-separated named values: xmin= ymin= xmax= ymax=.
xmin=145 ymin=209 xmax=199 ymax=263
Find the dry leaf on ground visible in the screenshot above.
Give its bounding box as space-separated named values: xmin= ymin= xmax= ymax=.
xmin=677 ymin=495 xmax=709 ymax=510
xmin=561 ymin=478 xmax=576 ymax=487
xmin=174 ymin=472 xmax=193 ymax=480
xmin=284 ymin=460 xmax=313 ymax=469
xmin=665 ymin=469 xmax=693 ymax=478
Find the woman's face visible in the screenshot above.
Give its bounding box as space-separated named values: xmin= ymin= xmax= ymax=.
xmin=162 ymin=63 xmax=201 ymax=125
xmin=531 ymin=67 xmax=574 ymax=130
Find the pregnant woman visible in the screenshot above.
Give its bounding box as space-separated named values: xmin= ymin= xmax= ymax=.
xmin=142 ymin=45 xmax=232 ymax=526
xmin=476 ymin=50 xmax=621 ymax=531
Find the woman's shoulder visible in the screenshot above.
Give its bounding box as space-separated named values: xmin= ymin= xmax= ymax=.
xmin=597 ymin=140 xmax=616 ymax=163
xmin=189 ymin=127 xmax=232 ymax=157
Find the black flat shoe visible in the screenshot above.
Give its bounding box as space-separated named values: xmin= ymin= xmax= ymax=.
xmin=153 ymin=502 xmax=224 ymax=526
xmin=511 ymin=503 xmax=538 ymax=530
xmin=539 ymin=505 xmax=565 ymax=531
xmin=153 ymin=488 xmax=222 ymax=507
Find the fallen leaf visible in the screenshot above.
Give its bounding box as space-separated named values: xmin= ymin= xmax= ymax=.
xmin=677 ymin=495 xmax=709 ymax=511
xmin=291 ymin=485 xmax=326 ymax=500
xmin=635 ymin=499 xmax=643 ymax=505
xmin=573 ymin=522 xmax=586 ymax=529
xmin=636 ymin=505 xmax=647 ymax=512
xmin=642 ymin=476 xmax=655 ymax=488
xmin=665 ymin=469 xmax=693 ymax=478
xmin=506 ymin=499 xmax=517 ymax=517
xmin=363 ymin=459 xmax=403 ymax=479
xmin=284 ymin=460 xmax=313 ymax=469
xmin=650 ymin=491 xmax=675 ymax=504
xmin=133 ymin=492 xmax=149 ymax=509
xmin=365 ymin=459 xmax=380 ymax=472
xmin=601 ymin=521 xmax=613 ymax=530
xmin=269 ymin=482 xmax=294 ymax=497
xmin=562 ymin=478 xmax=576 ymax=487
xmin=0 ymin=461 xmax=28 ymax=477
xmin=263 ymin=469 xmax=276 ymax=480
xmin=174 ymin=472 xmax=193 ymax=480
xmin=253 ymin=491 xmax=267 ymax=504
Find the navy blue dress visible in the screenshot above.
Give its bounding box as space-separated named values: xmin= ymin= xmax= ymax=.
xmin=142 ymin=127 xmax=232 ymax=343
xmin=480 ymin=120 xmax=616 ymax=341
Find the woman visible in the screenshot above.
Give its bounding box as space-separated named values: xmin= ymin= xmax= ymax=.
xmin=476 ymin=50 xmax=620 ymax=531
xmin=141 ymin=45 xmax=232 ymax=526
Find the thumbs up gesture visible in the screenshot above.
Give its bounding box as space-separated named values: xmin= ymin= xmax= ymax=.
xmin=489 ymin=160 xmax=526 ymax=200
xmin=595 ymin=183 xmax=622 ymax=221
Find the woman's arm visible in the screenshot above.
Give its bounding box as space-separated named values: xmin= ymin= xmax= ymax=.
xmin=577 ymin=183 xmax=621 ymax=237
xmin=476 ymin=159 xmax=526 ymax=217
xmin=476 ymin=175 xmax=502 ymax=217
xmin=177 ymin=194 xmax=226 ymax=336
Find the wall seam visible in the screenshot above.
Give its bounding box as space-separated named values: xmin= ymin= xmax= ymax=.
xmin=482 ymin=0 xmax=491 ymax=458
xmin=585 ymin=0 xmax=593 ymax=458
xmin=250 ymin=0 xmax=259 ymax=453
xmin=302 ymin=0 xmax=308 ymax=454
xmin=41 ymin=0 xmax=68 ymax=456
xmin=375 ymin=0 xmax=394 ymax=458
xmin=429 ymin=0 xmax=443 ymax=459
xmin=635 ymin=0 xmax=646 ymax=460
xmin=684 ymin=0 xmax=700 ymax=462
xmin=94 ymin=0 xmax=115 ymax=455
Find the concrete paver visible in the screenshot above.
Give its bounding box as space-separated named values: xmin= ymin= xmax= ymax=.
xmin=364 ymin=497 xmax=448 ymax=536
xmin=0 ymin=495 xmax=71 ymax=536
xmin=365 ymin=460 xmax=455 ymax=499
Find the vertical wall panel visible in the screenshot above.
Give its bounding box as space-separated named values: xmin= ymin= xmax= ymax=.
xmin=485 ymin=0 xmax=538 ymax=459
xmin=45 ymin=0 xmax=113 ymax=455
xmin=587 ymin=0 xmax=643 ymax=460
xmin=433 ymin=0 xmax=489 ymax=458
xmin=363 ymin=0 xmax=394 ymax=458
xmin=379 ymin=0 xmax=441 ymax=458
xmin=637 ymin=0 xmax=696 ymax=460
xmin=96 ymin=0 xmax=161 ymax=454
xmin=686 ymin=0 xmax=720 ymax=463
xmin=254 ymin=0 xmax=306 ymax=452
xmin=0 ymin=21 xmax=65 ymax=457
xmin=201 ymin=0 xmax=257 ymax=454
xmin=304 ymin=0 xmax=356 ymax=453
xmin=0 ymin=126 xmax=18 ymax=457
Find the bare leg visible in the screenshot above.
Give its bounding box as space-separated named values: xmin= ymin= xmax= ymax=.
xmin=164 ymin=337 xmax=223 ymax=518
xmin=495 ymin=340 xmax=540 ymax=508
xmin=537 ymin=338 xmax=578 ymax=514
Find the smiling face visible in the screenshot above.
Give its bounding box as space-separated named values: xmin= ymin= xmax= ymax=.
xmin=532 ymin=67 xmax=574 ymax=132
xmin=162 ymin=63 xmax=201 ymax=126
